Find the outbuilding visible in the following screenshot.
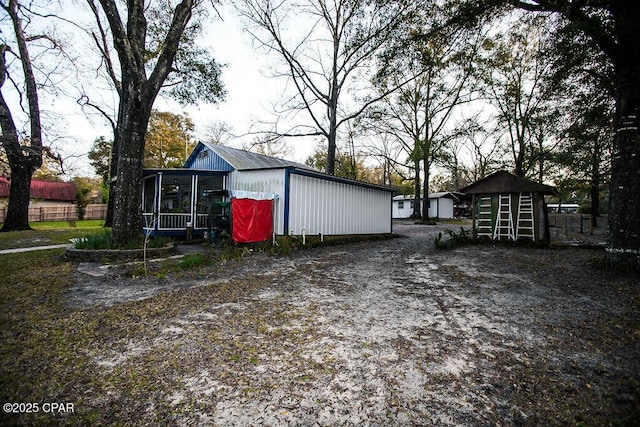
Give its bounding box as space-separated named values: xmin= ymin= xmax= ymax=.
xmin=142 ymin=143 xmax=394 ymax=241
xmin=460 ymin=170 xmax=557 ymax=243
xmin=392 ymin=192 xmax=463 ymax=219
xmin=0 ymin=177 xmax=76 ymax=223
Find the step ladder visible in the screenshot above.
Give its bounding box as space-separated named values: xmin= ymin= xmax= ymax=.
xmin=516 ymin=192 xmax=535 ymax=240
xmin=476 ymin=196 xmax=493 ymax=238
xmin=493 ymin=194 xmax=515 ymax=240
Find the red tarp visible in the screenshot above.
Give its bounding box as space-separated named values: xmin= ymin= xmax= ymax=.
xmin=232 ymin=198 xmax=274 ymax=243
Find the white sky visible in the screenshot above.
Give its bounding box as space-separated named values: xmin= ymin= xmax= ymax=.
xmin=3 ymin=2 xmax=317 ymax=178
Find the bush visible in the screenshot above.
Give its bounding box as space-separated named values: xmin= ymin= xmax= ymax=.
xmin=74 ymin=231 xmax=169 ymax=250
xmin=434 ymin=227 xmax=472 ymax=250
xmin=177 ymin=253 xmax=207 ymax=270
xmin=74 ymin=230 xmax=113 ymax=250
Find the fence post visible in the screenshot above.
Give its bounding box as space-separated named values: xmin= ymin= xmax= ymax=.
xmin=68 ymin=205 xmax=76 ymax=227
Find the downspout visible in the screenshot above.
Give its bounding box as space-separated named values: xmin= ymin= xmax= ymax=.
xmin=390 ymin=193 xmax=393 ymax=234
xmin=284 ymin=168 xmax=292 ymax=235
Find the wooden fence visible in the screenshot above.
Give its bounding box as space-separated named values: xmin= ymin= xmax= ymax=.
xmin=0 ymin=204 xmax=108 ymax=223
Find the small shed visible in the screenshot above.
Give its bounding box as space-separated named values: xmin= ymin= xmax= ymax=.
xmin=460 ymin=171 xmax=557 ymax=243
xmin=142 ymin=143 xmax=394 ymax=240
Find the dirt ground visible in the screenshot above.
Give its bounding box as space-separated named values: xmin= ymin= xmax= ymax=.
xmin=68 ymin=221 xmax=639 ymax=425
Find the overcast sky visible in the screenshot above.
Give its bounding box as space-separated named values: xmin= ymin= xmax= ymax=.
xmin=4 ymin=2 xmax=315 ymax=178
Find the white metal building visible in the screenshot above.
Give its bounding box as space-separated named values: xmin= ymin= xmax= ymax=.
xmin=142 ymin=143 xmax=394 ymax=237
xmin=392 ymin=192 xmax=462 ymax=219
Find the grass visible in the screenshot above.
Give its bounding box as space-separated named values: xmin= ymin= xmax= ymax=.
xmin=0 ymin=220 xmax=107 ymax=250
xmin=0 ymin=244 xmax=271 ymax=425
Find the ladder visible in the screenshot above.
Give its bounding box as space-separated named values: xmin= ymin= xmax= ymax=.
xmin=493 ymin=194 xmax=515 ymax=240
xmin=516 ymin=192 xmax=535 ymax=240
xmin=476 ymin=196 xmax=493 ymax=238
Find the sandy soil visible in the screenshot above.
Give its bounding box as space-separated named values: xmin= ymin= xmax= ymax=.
xmin=72 ymin=222 xmax=640 ymax=425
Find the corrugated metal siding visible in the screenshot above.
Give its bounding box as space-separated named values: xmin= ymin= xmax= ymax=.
xmin=231 ymin=169 xmax=287 ymax=234
xmin=288 ymin=173 xmax=392 ymax=235
xmin=185 ymin=144 xmax=234 ymax=171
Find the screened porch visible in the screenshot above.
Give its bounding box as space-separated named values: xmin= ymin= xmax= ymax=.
xmin=142 ymin=169 xmax=229 ymax=236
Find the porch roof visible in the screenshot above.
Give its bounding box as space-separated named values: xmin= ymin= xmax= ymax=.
xmin=142 ymin=169 xmax=228 ymax=177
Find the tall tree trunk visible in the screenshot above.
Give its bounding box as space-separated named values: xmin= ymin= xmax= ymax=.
xmin=326 ymin=72 xmax=339 ymax=175
xmin=0 ymin=1 xmax=43 ymax=232
xmin=326 ymin=125 xmax=337 ymax=175
xmin=97 ymin=0 xmax=194 ymax=246
xmin=103 ymin=107 xmax=121 ymax=228
xmin=412 ymin=157 xmax=421 ymax=219
xmin=422 ymin=155 xmax=430 ymax=221
xmin=590 ymin=138 xmax=601 ymax=228
xmin=608 ymin=93 xmax=639 ymax=269
xmin=607 ymin=20 xmax=640 ymax=270
xmin=1 ymin=162 xmax=33 ymax=230
xmin=110 ymin=89 xmax=151 ymax=246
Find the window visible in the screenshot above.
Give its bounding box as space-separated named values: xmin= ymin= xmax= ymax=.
xmin=398 ymin=201 xmax=405 ymax=209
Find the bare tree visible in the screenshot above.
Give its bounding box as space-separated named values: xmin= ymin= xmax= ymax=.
xmin=506 ymin=0 xmax=640 ymax=269
xmin=81 ymin=0 xmax=224 ymax=231
xmin=0 ymin=0 xmax=44 ymax=231
xmin=89 ymin=0 xmax=225 ymax=246
xmin=478 ymin=15 xmax=557 ymax=179
xmin=368 ymin=13 xmax=484 ymax=219
xmin=238 ymin=0 xmax=415 ymax=175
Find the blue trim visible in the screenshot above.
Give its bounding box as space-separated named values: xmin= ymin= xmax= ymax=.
xmin=183 ymin=143 xmax=234 ymax=171
xmin=146 ymin=229 xmax=206 ymax=238
xmin=284 ymin=168 xmax=292 ymax=235
xmin=288 ymin=168 xmax=395 ymax=193
xmin=143 ymin=168 xmax=227 ymax=177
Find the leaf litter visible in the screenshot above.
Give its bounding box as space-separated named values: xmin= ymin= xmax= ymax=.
xmin=58 ymin=222 xmax=640 ymax=424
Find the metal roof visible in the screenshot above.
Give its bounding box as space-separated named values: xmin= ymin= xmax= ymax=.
xmin=0 ymin=177 xmax=76 ymax=201
xmin=182 ymin=142 xmax=394 ymax=193
xmin=393 ymin=192 xmax=463 ymax=201
xmin=190 ymin=142 xmax=317 ymax=171
xmin=460 ymin=170 xmax=556 ymax=195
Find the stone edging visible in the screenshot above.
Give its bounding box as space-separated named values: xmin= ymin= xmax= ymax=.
xmin=64 ymin=243 xmax=175 ymax=262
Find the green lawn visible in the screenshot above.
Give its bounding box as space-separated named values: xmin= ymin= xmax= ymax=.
xmin=0 ymin=220 xmax=107 ymax=250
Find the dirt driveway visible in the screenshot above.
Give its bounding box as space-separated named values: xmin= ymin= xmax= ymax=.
xmin=73 ymin=222 xmax=639 ymax=425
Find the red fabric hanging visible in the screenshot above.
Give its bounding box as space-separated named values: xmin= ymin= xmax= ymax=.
xmin=232 ymin=198 xmax=274 ymax=243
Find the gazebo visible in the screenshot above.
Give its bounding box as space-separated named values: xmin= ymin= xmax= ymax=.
xmin=460 ymin=171 xmax=557 ymax=243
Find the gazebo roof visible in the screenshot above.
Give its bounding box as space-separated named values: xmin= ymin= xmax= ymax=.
xmin=460 ymin=170 xmax=557 ymax=195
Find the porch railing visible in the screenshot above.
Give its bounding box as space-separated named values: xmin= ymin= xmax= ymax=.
xmin=143 ymin=213 xmax=156 ymax=230
xmin=143 ymin=212 xmax=210 ymax=231
xmin=159 ymin=213 xmax=191 ymax=230
xmin=196 ymin=214 xmax=208 ymax=229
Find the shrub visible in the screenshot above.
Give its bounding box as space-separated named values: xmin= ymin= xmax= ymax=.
xmin=177 ymin=253 xmax=207 ymax=270
xmin=74 ymin=230 xmax=113 ymax=250
xmin=74 ymin=231 xmax=168 ymax=250
xmin=434 ymin=227 xmax=472 ymax=250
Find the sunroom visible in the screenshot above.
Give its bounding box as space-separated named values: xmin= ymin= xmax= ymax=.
xmin=142 ymin=169 xmax=230 ymax=237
